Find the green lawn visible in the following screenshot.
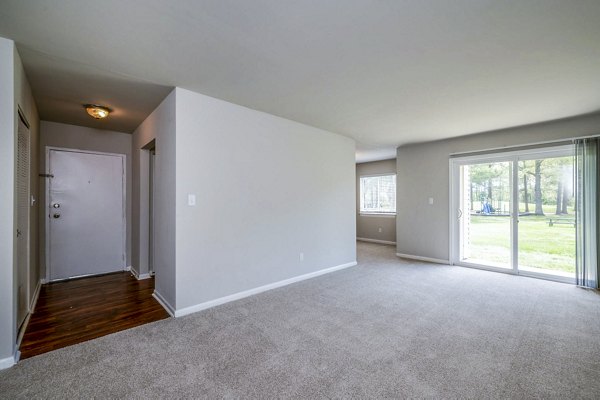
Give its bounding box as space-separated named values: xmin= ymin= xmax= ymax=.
xmin=467 ymin=212 xmax=576 ymax=274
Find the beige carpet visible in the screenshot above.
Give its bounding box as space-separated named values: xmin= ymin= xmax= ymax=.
xmin=1 ymin=242 xmax=600 ymax=398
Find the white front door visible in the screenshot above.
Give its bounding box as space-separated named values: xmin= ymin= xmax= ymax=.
xmin=48 ymin=149 xmax=125 ymax=281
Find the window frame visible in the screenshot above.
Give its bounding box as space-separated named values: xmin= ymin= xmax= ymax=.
xmin=359 ymin=173 xmax=397 ymax=216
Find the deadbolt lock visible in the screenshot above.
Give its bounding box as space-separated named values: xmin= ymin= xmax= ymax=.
xmin=53 ymin=213 xmax=60 ymax=219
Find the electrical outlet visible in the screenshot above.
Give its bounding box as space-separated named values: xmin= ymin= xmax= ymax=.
xmin=378 ymin=227 xmax=383 ymax=233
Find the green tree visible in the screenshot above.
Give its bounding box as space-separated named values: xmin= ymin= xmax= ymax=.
xmin=555 ymin=180 xmax=562 ymax=215
xmin=533 ymin=160 xmax=544 ymax=215
xmin=519 ymin=160 xmax=531 ymax=213
xmin=470 ymin=163 xmax=503 ymax=209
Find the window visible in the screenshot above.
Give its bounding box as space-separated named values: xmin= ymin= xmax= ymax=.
xmin=360 ymin=174 xmax=396 ymax=214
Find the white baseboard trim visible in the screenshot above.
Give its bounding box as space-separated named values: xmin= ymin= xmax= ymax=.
xmin=17 ymin=279 xmax=43 ymax=348
xmin=0 ymin=353 xmax=16 ymax=370
xmin=17 ymin=314 xmax=30 ymax=347
xmin=30 ymin=279 xmax=42 ymax=312
xmin=357 ymin=237 xmax=396 ymax=245
xmin=396 ymin=253 xmax=449 ymax=265
xmin=129 ymin=266 xmax=151 ymax=281
xmin=174 ymin=260 xmax=358 ymax=318
xmin=152 ymin=290 xmax=175 ymax=317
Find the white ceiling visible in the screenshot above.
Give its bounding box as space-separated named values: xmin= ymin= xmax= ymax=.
xmin=1 ymin=1 xmax=600 ymax=162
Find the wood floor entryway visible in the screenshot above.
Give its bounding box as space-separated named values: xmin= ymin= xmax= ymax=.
xmin=19 ymin=272 xmax=169 ymax=360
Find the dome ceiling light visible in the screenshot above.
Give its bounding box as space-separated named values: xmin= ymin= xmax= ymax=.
xmin=83 ymin=104 xmax=111 ymax=119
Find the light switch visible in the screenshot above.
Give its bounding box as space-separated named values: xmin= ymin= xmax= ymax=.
xmin=187 ymin=194 xmax=196 ymax=206
xmin=428 ymin=197 xmax=434 ymax=205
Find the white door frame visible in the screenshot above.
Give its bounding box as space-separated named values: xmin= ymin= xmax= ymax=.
xmin=149 ymin=147 xmax=156 ymax=275
xmin=449 ymin=145 xmax=575 ymax=284
xmin=45 ymin=146 xmax=127 ymax=282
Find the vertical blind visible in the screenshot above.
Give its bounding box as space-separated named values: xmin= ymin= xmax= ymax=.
xmin=360 ymin=174 xmax=396 ymax=214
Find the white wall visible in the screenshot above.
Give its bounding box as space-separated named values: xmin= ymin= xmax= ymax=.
xmin=132 ymin=90 xmax=176 ymax=308
xmin=0 ymin=38 xmax=40 ymax=368
xmin=39 ymin=121 xmax=132 ymax=278
xmin=0 ymin=36 xmax=16 ymax=368
xmin=174 ymin=88 xmax=356 ymax=311
xmin=396 ymin=113 xmax=600 ymax=261
xmin=356 ymin=159 xmax=397 ymax=244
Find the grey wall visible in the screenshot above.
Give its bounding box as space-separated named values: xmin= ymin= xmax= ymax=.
xmin=0 ymin=38 xmax=40 ymax=365
xmin=132 ymin=90 xmax=176 ymax=308
xmin=396 ymin=112 xmax=600 ymax=261
xmin=356 ymin=159 xmax=397 ymax=243
xmin=39 ymin=121 xmax=132 ymax=278
xmin=174 ymin=88 xmax=356 ymax=310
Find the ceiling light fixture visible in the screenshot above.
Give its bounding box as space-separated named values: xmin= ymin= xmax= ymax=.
xmin=83 ymin=104 xmax=111 ymax=119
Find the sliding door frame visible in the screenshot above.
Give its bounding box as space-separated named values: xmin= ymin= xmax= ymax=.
xmin=449 ymin=145 xmax=576 ymax=284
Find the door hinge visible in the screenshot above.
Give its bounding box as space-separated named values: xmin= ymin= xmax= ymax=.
xmin=39 ymin=173 xmax=54 ymax=178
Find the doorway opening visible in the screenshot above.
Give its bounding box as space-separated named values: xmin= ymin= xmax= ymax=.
xmin=138 ymin=139 xmax=157 ymax=280
xmin=148 ymin=145 xmax=156 ymax=276
xmin=451 ymin=145 xmax=576 ymax=283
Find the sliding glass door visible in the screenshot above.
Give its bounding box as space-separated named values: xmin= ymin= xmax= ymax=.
xmin=451 ymin=145 xmax=576 ymax=283
xmin=517 ymin=153 xmax=575 ymax=279
xmin=457 ymin=161 xmax=513 ymax=269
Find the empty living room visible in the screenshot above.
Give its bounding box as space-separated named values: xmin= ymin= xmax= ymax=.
xmin=1 ymin=1 xmax=600 ymax=398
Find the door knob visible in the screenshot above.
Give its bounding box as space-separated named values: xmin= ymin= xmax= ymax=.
xmin=53 ymin=213 xmax=60 ymax=219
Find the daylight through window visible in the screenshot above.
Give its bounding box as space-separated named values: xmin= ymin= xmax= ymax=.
xmin=360 ymin=174 xmax=396 ymax=214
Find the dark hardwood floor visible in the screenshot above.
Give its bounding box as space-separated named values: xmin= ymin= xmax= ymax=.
xmin=19 ymin=272 xmax=170 ymax=360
